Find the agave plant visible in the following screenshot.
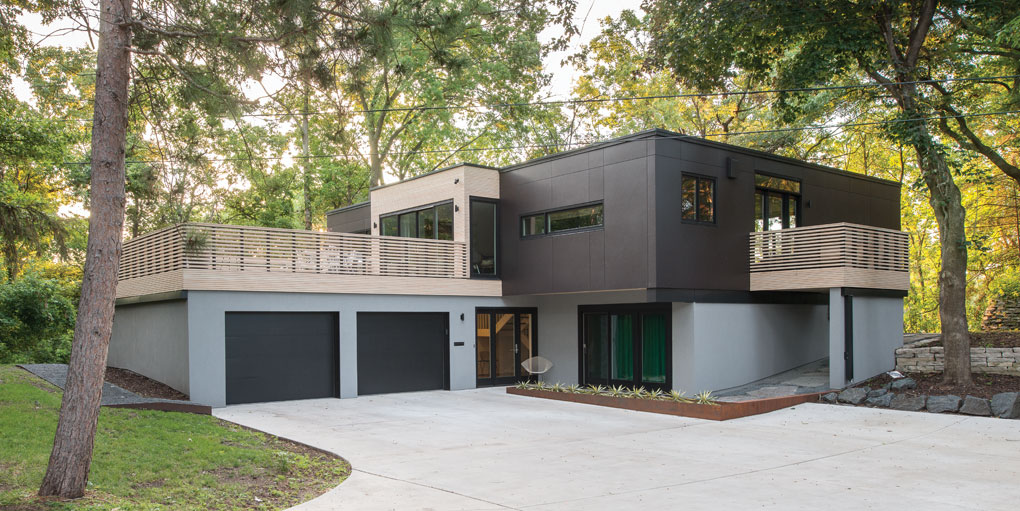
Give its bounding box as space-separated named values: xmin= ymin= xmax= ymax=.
xmin=534 ymin=381 xmax=548 ymax=390
xmin=585 ymin=384 xmax=606 ymax=395
xmin=514 ymin=382 xmax=529 ymax=390
xmin=631 ymin=386 xmax=649 ymax=398
xmin=608 ymin=385 xmax=628 ymax=397
xmin=696 ymin=390 xmax=717 ymax=405
xmin=648 ymin=389 xmax=664 ymax=400
xmin=566 ymin=384 xmax=581 ymax=393
xmin=550 ymin=382 xmax=566 ymax=393
xmin=668 ymin=390 xmax=691 ymax=403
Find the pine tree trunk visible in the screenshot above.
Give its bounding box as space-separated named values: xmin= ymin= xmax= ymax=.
xmin=39 ymin=0 xmax=132 ymax=498
xmin=301 ymin=81 xmax=312 ymax=230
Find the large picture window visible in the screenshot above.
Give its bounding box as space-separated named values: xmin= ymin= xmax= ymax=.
xmin=520 ymin=203 xmax=604 ymax=238
xmin=754 ymin=173 xmax=800 ymax=231
xmin=379 ymin=201 xmax=454 ymax=240
xmin=580 ymin=304 xmax=671 ymax=391
xmin=470 ymin=198 xmax=498 ymax=277
xmin=681 ymin=175 xmax=715 ymax=223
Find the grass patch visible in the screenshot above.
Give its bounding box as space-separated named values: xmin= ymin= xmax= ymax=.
xmin=0 ymin=365 xmax=349 ymax=510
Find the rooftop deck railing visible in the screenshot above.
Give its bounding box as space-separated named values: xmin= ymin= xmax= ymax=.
xmin=748 ymin=222 xmax=909 ymax=291
xmin=118 ymin=222 xmax=469 ymax=282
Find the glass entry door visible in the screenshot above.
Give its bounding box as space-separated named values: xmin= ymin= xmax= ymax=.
xmin=580 ymin=305 xmax=670 ymax=390
xmin=476 ymin=308 xmax=537 ymax=386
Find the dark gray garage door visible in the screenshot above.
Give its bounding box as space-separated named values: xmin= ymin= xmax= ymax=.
xmin=357 ymin=312 xmax=448 ymax=395
xmin=225 ymin=312 xmax=338 ymax=405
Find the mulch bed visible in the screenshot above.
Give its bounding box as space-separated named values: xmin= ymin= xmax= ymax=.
xmin=922 ymin=331 xmax=1020 ymax=349
xmin=105 ymin=367 xmax=189 ymax=401
xmin=862 ymin=371 xmax=1020 ymax=400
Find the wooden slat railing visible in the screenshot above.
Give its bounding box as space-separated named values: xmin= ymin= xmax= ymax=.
xmin=118 ymin=222 xmax=470 ymax=282
xmin=749 ymin=222 xmax=909 ymax=291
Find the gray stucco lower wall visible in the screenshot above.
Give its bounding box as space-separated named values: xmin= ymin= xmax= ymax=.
xmin=185 ymin=291 xmax=504 ymax=407
xmin=678 ymin=302 xmax=829 ymax=393
xmin=109 ymin=300 xmax=189 ymax=395
xmin=829 ymin=292 xmax=904 ymax=387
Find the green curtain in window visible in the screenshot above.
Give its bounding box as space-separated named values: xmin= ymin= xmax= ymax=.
xmin=641 ymin=313 xmax=667 ymax=383
xmin=611 ymin=314 xmax=633 ymax=381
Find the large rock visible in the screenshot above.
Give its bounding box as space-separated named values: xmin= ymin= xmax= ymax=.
xmin=890 ymin=394 xmax=926 ymax=412
xmin=990 ymin=392 xmax=1020 ymax=419
xmin=960 ymin=396 xmax=992 ymax=416
xmin=867 ymin=388 xmax=888 ymax=398
xmin=890 ymin=378 xmax=917 ymax=391
xmin=926 ymin=395 xmax=962 ymax=413
xmin=866 ymin=393 xmax=893 ymax=407
xmin=837 ymin=387 xmax=869 ymax=405
xmin=821 ymin=392 xmax=838 ymax=404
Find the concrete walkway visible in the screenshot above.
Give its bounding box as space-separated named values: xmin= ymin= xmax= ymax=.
xmin=215 ymin=387 xmax=1020 ymax=511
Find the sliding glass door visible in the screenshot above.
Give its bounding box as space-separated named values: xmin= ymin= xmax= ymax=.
xmin=476 ymin=308 xmax=537 ymax=386
xmin=580 ymin=305 xmax=670 ymax=390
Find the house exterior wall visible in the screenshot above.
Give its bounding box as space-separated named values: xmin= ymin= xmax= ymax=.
xmin=369 ymin=164 xmax=500 ymax=243
xmin=676 ymin=302 xmax=829 ymax=393
xmin=828 ymin=290 xmax=904 ymax=387
xmin=184 ymin=290 xmax=504 ymax=407
xmin=108 ymin=299 xmax=190 ymax=395
xmin=325 ymin=202 xmax=370 ymax=233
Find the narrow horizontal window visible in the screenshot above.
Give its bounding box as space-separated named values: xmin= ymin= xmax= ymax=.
xmin=521 ymin=203 xmax=604 ymax=238
xmin=755 ymin=174 xmax=800 ymax=194
xmin=681 ymin=175 xmax=715 ymax=224
xmin=379 ymin=201 xmax=455 ymax=240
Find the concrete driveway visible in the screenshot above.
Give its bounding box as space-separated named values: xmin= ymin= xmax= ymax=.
xmin=215 ymin=388 xmax=1020 ymax=510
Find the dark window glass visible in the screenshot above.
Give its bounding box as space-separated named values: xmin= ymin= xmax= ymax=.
xmin=788 ymin=198 xmax=798 ymax=228
xmin=754 ymin=191 xmax=765 ymax=232
xmin=418 ymin=207 xmax=435 ymax=239
xmin=611 ymin=314 xmax=634 ymax=381
xmin=755 ymin=174 xmax=800 ymax=193
xmin=681 ymin=177 xmax=697 ymax=220
xmin=470 ymin=200 xmax=497 ymax=276
xmin=521 ymin=214 xmax=546 ymax=237
xmin=641 ymin=313 xmax=668 ymax=384
xmin=398 ymin=212 xmax=416 ymax=237
xmin=697 ymin=178 xmax=714 ymax=223
xmin=682 ymin=175 xmax=714 ymax=223
xmin=436 ymin=203 xmax=454 ymax=240
xmin=548 ymin=204 xmax=604 ymax=232
xmin=768 ymin=195 xmax=784 ymax=231
xmin=381 ymin=216 xmax=398 ymax=236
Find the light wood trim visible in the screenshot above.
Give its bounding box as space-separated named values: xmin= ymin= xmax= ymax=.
xmin=749 ymin=223 xmax=909 ymax=291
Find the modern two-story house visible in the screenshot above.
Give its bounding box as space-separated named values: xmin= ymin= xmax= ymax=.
xmin=109 ymin=129 xmax=909 ymax=407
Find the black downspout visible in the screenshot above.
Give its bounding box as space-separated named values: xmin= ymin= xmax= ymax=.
xmin=844 ymin=293 xmax=854 ymax=383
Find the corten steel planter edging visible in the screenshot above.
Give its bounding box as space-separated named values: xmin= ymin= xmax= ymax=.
xmin=506 ymin=387 xmax=826 ymax=421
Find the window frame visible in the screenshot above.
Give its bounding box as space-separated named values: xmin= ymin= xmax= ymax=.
xmin=680 ymin=174 xmax=717 ymax=225
xmin=469 ymin=196 xmax=500 ymax=279
xmin=754 ymin=172 xmax=802 ymax=232
xmin=378 ymin=199 xmax=455 ymax=240
xmin=519 ymin=201 xmax=605 ymax=239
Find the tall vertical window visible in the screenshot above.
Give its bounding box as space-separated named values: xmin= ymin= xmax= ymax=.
xmin=754 ymin=173 xmax=800 ymax=231
xmin=379 ymin=201 xmax=454 ymax=240
xmin=681 ymin=175 xmax=715 ymax=223
xmin=470 ymin=199 xmax=497 ymax=277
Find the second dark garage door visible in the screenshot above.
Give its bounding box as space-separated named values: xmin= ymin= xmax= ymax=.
xmin=225 ymin=312 xmax=338 ymax=405
xmin=357 ymin=312 xmax=449 ymax=395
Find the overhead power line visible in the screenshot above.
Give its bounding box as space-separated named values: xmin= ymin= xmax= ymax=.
xmin=13 ymin=73 xmax=1020 ymax=125
xmin=61 ymin=108 xmax=1020 ymax=166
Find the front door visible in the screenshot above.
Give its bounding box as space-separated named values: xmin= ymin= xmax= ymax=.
xmin=476 ymin=308 xmax=537 ymax=386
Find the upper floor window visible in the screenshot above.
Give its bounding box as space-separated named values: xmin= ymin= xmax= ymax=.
xmin=754 ymin=173 xmax=800 ymax=231
xmin=380 ymin=201 xmax=454 ymax=240
xmin=681 ymin=175 xmax=715 ymax=223
xmin=521 ymin=203 xmax=604 ymax=238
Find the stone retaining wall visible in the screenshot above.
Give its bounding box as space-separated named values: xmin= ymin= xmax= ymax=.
xmin=982 ymin=297 xmax=1020 ymax=331
xmin=896 ymin=345 xmax=1020 ymax=375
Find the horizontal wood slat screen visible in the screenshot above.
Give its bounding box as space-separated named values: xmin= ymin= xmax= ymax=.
xmin=749 ymin=223 xmax=909 ymax=291
xmin=118 ymin=223 xmax=470 ymax=282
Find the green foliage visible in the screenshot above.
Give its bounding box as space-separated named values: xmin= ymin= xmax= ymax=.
xmin=0 ymin=274 xmax=76 ymax=364
xmin=0 ymin=365 xmax=350 ymax=509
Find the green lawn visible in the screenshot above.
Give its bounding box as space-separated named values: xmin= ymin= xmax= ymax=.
xmin=0 ymin=365 xmax=349 ymax=510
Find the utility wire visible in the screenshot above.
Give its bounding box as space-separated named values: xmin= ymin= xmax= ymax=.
xmin=61 ymin=108 xmax=1020 ymax=166
xmin=12 ymin=74 xmax=1020 ymax=124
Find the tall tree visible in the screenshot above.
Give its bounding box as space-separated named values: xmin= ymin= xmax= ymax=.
xmin=39 ymin=0 xmax=132 ymax=495
xmin=643 ymin=0 xmax=1019 ymax=385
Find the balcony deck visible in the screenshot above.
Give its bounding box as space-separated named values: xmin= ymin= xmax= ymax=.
xmin=749 ymin=223 xmax=909 ymax=292
xmin=116 ymin=223 xmax=500 ymax=299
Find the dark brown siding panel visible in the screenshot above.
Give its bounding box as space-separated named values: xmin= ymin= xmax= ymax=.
xmin=603 ymin=157 xmax=649 ymax=290
xmin=551 ymin=171 xmax=589 ymax=205
xmin=552 ymin=232 xmax=592 ymax=290
xmin=589 ymin=229 xmax=606 ymax=290
xmin=326 ymin=203 xmax=370 ymax=233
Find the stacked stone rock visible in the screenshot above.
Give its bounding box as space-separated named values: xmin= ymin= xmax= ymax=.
xmin=820 ymin=380 xmax=1020 ymax=419
xmin=895 ymin=342 xmax=1020 ymax=376
xmin=983 ymin=296 xmax=1020 ymax=331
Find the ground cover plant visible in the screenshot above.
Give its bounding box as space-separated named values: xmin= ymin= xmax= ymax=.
xmin=514 ymin=381 xmax=718 ymax=405
xmin=0 ymin=365 xmax=349 ymax=510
